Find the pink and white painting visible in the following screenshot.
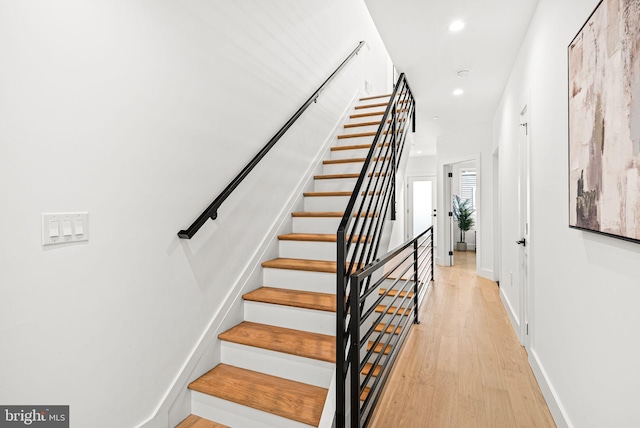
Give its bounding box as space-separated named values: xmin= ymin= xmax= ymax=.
xmin=569 ymin=0 xmax=640 ymax=242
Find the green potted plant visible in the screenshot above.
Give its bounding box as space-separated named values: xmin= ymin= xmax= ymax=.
xmin=452 ymin=194 xmax=475 ymax=251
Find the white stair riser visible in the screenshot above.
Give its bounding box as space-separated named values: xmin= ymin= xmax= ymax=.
xmin=342 ymin=124 xmax=380 ymax=134
xmin=244 ymin=301 xmax=335 ymax=335
xmin=221 ymin=341 xmax=334 ymax=388
xmin=291 ymin=216 xmax=375 ymax=235
xmin=352 ymin=107 xmax=386 ymax=117
xmin=192 ymin=391 xmax=315 ymax=428
xmin=330 ymin=148 xmax=371 ymax=160
xmin=292 ymin=216 xmax=341 ymax=234
xmin=263 ymin=268 xmax=336 ymax=294
xmin=335 ymin=135 xmax=375 ymax=147
xmin=278 ymin=239 xmax=370 ymax=262
xmin=314 ymin=177 xmax=358 ymax=192
xmin=322 ymin=162 xmax=365 ymax=176
xmin=304 ymin=195 xmax=351 ymax=212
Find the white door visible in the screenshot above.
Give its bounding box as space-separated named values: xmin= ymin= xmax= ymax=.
xmin=518 ymin=106 xmax=531 ymax=348
xmin=407 ymin=176 xmax=436 ymax=239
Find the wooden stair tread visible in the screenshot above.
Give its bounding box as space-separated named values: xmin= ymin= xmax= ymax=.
xmin=360 ymin=94 xmax=391 ymax=101
xmin=350 ymin=108 xmax=407 ymax=119
xmin=262 ymin=258 xmax=337 ymax=273
xmin=379 ymin=288 xmax=414 ymax=298
xmin=367 ymin=341 xmax=393 ymax=355
xmin=323 ymin=157 xmax=389 ymax=165
xmin=302 ymin=190 xmax=381 ymax=197
xmin=362 ymin=362 xmax=383 ymax=377
xmin=244 ymin=287 xmax=336 ymax=312
xmin=292 ymin=211 xmax=343 ymax=217
xmin=176 ymin=415 xmax=228 ymax=428
xmin=291 ymin=211 xmax=378 ymax=218
xmin=350 ymin=111 xmax=385 ymax=119
xmin=323 ymin=157 xmax=366 ymax=165
xmin=355 ymin=102 xmax=388 ymax=109
xmin=314 ymin=173 xmax=359 ymax=180
xmin=262 ymin=257 xmax=362 ymax=273
xmin=344 ymin=120 xmax=382 ymax=128
xmin=330 ymin=142 xmax=391 ymax=151
xmin=374 ymin=323 xmax=402 ymax=335
xmin=375 ymin=304 xmax=411 ymax=316
xmin=361 ymin=386 xmax=371 ymax=401
xmin=337 ymin=130 xmax=400 ymax=140
xmin=337 ymin=131 xmax=377 ymax=139
xmin=278 ymin=233 xmax=370 ymax=243
xmin=219 ymin=321 xmax=335 ymax=362
xmin=314 ymin=172 xmax=389 ymax=180
xmin=189 ymin=364 xmax=327 ymax=427
xmin=303 ymin=191 xmax=352 ymax=197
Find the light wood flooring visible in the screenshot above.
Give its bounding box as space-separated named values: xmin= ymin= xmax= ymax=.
xmin=368 ymin=251 xmax=556 ymax=428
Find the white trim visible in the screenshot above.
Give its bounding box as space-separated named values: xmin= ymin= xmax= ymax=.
xmin=528 ymin=348 xmax=573 ymax=428
xmin=499 ymin=286 xmax=521 ymax=342
xmin=138 ymin=90 xmax=363 ymax=428
xmin=477 ymin=267 xmax=494 ymax=281
xmin=318 ymin=370 xmax=337 ymax=428
xmin=438 ymin=153 xmax=481 ymax=274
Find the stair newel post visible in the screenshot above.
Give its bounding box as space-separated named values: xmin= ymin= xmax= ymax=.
xmin=391 ymin=104 xmax=397 ymax=221
xmin=413 ymin=239 xmax=420 ymax=325
xmin=411 ymin=89 xmax=416 ymax=134
xmin=336 ymin=229 xmax=347 ymax=428
xmin=349 ymin=272 xmax=362 ymax=428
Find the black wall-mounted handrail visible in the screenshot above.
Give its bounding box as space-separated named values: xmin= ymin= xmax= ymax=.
xmin=178 ymin=40 xmax=366 ymax=239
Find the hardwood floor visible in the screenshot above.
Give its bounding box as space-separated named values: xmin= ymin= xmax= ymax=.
xmin=368 ymin=251 xmax=556 ymax=428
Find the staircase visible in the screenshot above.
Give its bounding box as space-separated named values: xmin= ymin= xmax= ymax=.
xmin=177 ymin=94 xmax=392 ymax=428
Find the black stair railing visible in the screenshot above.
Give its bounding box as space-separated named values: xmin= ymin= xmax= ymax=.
xmin=336 ymin=73 xmax=422 ymax=427
xmin=346 ymin=226 xmax=433 ymax=428
xmin=178 ymin=40 xmax=366 ymax=239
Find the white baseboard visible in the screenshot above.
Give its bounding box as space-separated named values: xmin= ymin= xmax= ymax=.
xmin=138 ymin=90 xmax=363 ymax=428
xmin=498 ymin=289 xmax=572 ymax=428
xmin=528 ymin=348 xmax=573 ymax=428
xmin=499 ymin=287 xmax=521 ymax=342
xmin=477 ymin=267 xmax=493 ymax=281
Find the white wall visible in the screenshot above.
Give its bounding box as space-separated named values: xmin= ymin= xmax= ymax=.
xmin=436 ymin=122 xmax=494 ymax=279
xmin=494 ymin=0 xmax=640 ymax=426
xmin=0 ymin=1 xmax=392 ymax=427
xmin=406 ymin=154 xmax=437 ymax=176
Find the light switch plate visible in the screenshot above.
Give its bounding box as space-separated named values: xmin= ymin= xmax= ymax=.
xmin=42 ymin=212 xmax=89 ymax=245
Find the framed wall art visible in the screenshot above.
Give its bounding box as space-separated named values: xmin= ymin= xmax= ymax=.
xmin=568 ymin=0 xmax=640 ymax=243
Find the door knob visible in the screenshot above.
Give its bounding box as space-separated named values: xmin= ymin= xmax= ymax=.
xmin=516 ymin=238 xmax=526 ymax=246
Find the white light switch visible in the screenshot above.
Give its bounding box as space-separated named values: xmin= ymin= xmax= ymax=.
xmin=49 ymin=221 xmax=60 ymax=237
xmin=42 ymin=212 xmax=89 ymax=246
xmin=63 ymin=220 xmax=73 ymax=236
xmin=75 ymin=219 xmax=84 ymax=235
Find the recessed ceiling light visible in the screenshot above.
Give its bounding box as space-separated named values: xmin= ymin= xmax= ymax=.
xmin=453 ymin=88 xmax=464 ymax=96
xmin=432 ymin=116 xmax=439 ymax=120
xmin=417 ymin=150 xmax=422 ymax=154
xmin=449 ymin=20 xmax=465 ymax=32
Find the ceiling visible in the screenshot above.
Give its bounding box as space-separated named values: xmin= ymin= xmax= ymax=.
xmin=364 ymin=0 xmax=540 ymax=156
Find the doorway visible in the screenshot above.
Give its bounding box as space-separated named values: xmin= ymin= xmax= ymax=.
xmin=406 ymin=176 xmax=436 ymax=240
xmin=443 ymin=159 xmax=478 ymax=267
xmin=518 ymin=105 xmax=531 ymax=349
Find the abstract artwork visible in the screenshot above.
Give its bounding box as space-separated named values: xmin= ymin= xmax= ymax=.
xmin=568 ymin=0 xmax=640 ymax=243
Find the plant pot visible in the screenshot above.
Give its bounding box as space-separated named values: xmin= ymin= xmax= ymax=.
xmin=456 ymin=242 xmax=467 ymax=252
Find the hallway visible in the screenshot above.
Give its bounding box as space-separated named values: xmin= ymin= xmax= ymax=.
xmin=369 ymin=252 xmax=556 ymax=427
